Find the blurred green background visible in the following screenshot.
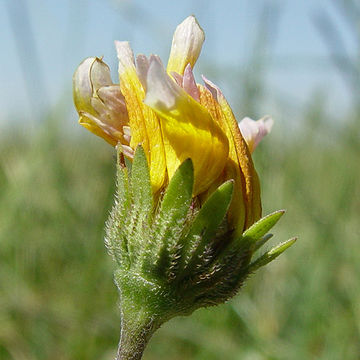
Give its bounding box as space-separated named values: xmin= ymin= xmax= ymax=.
xmin=1 ymin=0 xmax=359 ymax=359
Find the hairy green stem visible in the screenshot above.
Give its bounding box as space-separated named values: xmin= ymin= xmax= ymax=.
xmin=116 ymin=303 xmax=161 ymax=360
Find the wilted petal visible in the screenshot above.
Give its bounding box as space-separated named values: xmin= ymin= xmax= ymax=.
xmin=239 ymin=116 xmax=273 ymax=153
xmin=167 ymin=15 xmax=205 ymax=75
xmin=145 ymin=57 xmax=228 ymax=195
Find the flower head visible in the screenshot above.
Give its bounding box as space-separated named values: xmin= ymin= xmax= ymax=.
xmin=73 ymin=16 xmax=295 ymax=358
xmin=73 ymin=15 xmax=272 ymax=234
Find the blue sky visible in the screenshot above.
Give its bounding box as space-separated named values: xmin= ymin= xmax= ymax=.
xmin=0 ymin=0 xmax=357 ymax=128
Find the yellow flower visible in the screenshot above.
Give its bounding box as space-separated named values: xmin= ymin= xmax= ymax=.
xmin=73 ymin=15 xmax=272 ymax=233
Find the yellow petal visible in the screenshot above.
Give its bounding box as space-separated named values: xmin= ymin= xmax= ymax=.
xmin=198 ymin=84 xmax=246 ymax=231
xmin=167 ymin=16 xmax=205 ymax=75
xmin=201 ymin=78 xmax=262 ymax=232
xmin=144 ymin=58 xmax=228 ymax=196
xmin=115 ymin=41 xmax=166 ymax=192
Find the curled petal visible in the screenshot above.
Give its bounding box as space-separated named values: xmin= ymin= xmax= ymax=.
xmin=145 ymin=57 xmax=228 ymax=195
xmin=73 ymin=57 xmax=129 ymax=144
xmin=73 ymin=57 xmax=111 ymax=115
xmin=167 ymin=15 xmax=205 ymax=75
xmin=239 ymin=116 xmax=273 ymax=153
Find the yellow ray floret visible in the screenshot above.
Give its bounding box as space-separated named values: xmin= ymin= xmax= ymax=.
xmin=200 ymin=78 xmax=261 ymax=232
xmin=116 ymin=41 xmax=166 ymax=193
xmin=197 ymin=85 xmax=246 ymax=232
xmin=220 ymin=98 xmax=262 ymax=229
xmin=144 ymin=58 xmax=228 ymax=196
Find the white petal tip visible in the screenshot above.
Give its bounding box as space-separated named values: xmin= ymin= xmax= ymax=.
xmin=144 ymin=57 xmax=180 ymax=110
xmin=115 ymin=41 xmax=135 ymax=73
xmin=239 ymin=116 xmax=274 ymax=153
xmin=167 ymin=15 xmax=205 ymax=74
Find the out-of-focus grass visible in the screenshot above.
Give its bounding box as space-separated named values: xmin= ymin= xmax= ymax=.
xmin=0 ymin=106 xmax=359 ymax=359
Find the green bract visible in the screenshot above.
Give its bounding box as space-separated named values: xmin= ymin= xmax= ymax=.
xmin=105 ymin=146 xmax=296 ymax=360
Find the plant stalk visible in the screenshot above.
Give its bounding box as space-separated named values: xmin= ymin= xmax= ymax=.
xmin=116 ymin=304 xmax=161 ymax=360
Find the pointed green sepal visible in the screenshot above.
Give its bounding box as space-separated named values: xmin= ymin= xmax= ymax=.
xmin=104 ymin=146 xmax=132 ymax=267
xmin=159 ymin=158 xmax=194 ymax=216
xmin=124 ymin=156 xmax=132 ymax=173
xmin=108 ymin=146 xmax=154 ymax=268
xmin=242 ymin=210 xmax=285 ymax=245
xmin=131 ymin=146 xmax=153 ymax=212
xmin=247 ymin=237 xmax=297 ymax=272
xmin=141 ymin=159 xmax=194 ymax=278
xmin=176 ymin=180 xmax=234 ymax=280
xmin=115 ymin=148 xmax=131 ymax=210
